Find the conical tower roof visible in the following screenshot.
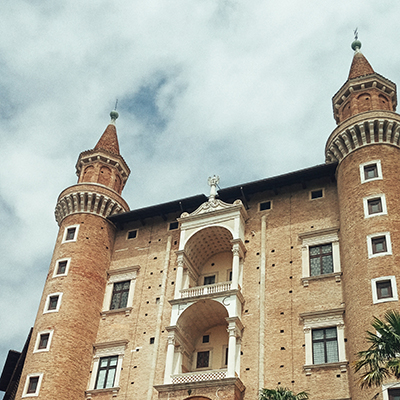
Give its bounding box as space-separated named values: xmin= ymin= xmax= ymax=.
xmin=94 ymin=110 xmax=120 ymax=155
xmin=348 ymin=51 xmax=374 ymax=80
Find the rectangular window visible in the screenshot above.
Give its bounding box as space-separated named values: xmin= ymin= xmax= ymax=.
xmin=95 ymin=356 xmax=118 ymax=389
xmin=27 ymin=376 xmax=39 ymax=394
xmin=259 ymin=201 xmax=271 ymax=211
xmin=204 ymin=275 xmax=216 ymax=285
xmin=169 ymin=221 xmax=179 ymax=230
xmin=48 ymin=295 xmax=59 ymax=311
xmin=389 ymin=389 xmax=400 ymax=400
xmin=56 ymin=260 xmax=67 ymax=275
xmin=309 ymin=244 xmax=333 ymax=276
xmin=312 ymin=327 xmax=339 ymax=364
xmin=372 ymin=236 xmax=387 ymax=254
xmin=62 ymin=225 xmax=79 ymax=243
xmin=110 ymin=281 xmax=130 ymax=310
xmin=66 ymin=228 xmax=76 ymax=241
xmin=310 ymin=189 xmax=323 ymax=199
xmin=196 ymin=351 xmax=210 ymax=368
xmin=364 ymin=164 xmax=378 ymax=180
xmin=377 ymin=280 xmax=393 ymax=299
xmin=224 ymin=346 xmax=229 ymax=366
xmin=368 ymin=198 xmax=383 ymax=214
xmin=202 ymin=335 xmax=209 ymax=343
xmin=127 ymin=230 xmax=137 ymax=239
xmin=38 ymin=333 xmax=50 ymax=350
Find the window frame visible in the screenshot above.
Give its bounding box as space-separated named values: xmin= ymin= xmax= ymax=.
xmin=52 ymin=257 xmax=71 ymax=278
xmin=309 ymin=243 xmax=334 ymax=276
xmin=95 ymin=355 xmax=119 ymax=390
xmin=383 ymin=384 xmax=400 ymax=400
xmin=126 ymin=229 xmax=138 ymax=240
xmin=363 ymin=194 xmax=387 ymax=218
xmin=371 ymin=276 xmax=398 ymax=304
xmin=87 ymin=340 xmax=128 ymax=393
xmin=43 ymin=292 xmax=63 ymax=314
xmin=312 ymin=327 xmax=339 ymax=364
xmin=367 ymin=232 xmax=392 ymax=258
xmin=22 ymin=373 xmax=43 ymax=398
xmin=195 ymin=349 xmax=212 ymax=370
xmin=309 ymin=189 xmax=324 ymax=200
xmin=110 ymin=280 xmax=131 ymax=310
xmin=360 ymin=159 xmax=383 ymax=184
xmin=300 ymin=309 xmax=347 ymax=375
xmin=169 ymin=221 xmax=179 ymax=230
xmin=61 ymin=224 xmax=79 ymax=244
xmin=259 ymin=200 xmax=272 ymax=211
xmin=33 ymin=330 xmax=54 ymax=353
xmin=299 ymin=228 xmax=341 ymax=285
xmin=101 ymin=266 xmax=140 ymax=316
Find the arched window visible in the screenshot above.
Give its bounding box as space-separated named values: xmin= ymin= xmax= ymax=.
xmin=358 ymin=93 xmax=372 ymax=112
xmin=98 ymin=166 xmax=112 ymax=186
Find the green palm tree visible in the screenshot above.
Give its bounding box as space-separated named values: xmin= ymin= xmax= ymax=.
xmin=259 ymin=387 xmax=309 ymax=400
xmin=354 ymin=310 xmax=400 ymax=388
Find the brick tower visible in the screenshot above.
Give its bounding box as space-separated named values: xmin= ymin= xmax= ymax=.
xmin=15 ymin=111 xmax=130 ymax=399
xmin=326 ymin=39 xmax=399 ymax=399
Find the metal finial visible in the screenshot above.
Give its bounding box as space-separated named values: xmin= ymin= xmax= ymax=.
xmin=351 ymin=28 xmax=362 ymax=52
xmin=114 ymin=99 xmax=118 ymax=111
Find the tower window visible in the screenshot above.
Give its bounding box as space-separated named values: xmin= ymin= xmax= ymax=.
xmin=309 ymin=244 xmax=333 ymax=276
xmin=43 ymin=292 xmax=62 ymax=314
xmin=110 ymin=281 xmax=130 ymax=310
xmin=127 ymin=230 xmax=137 ymax=239
xmin=312 ymin=327 xmax=338 ymax=364
xmin=368 ymin=198 xmax=383 ymax=214
xmin=389 ymin=388 xmax=400 ymax=400
xmin=48 ymin=295 xmax=59 ymax=310
xmin=363 ymin=194 xmax=387 ymax=218
xmin=57 ymin=260 xmax=67 ymax=275
xmin=95 ymin=355 xmax=118 ymax=389
xmin=196 ymin=351 xmax=210 ymax=368
xmin=169 ymin=221 xmax=179 ymax=230
xmin=22 ymin=373 xmax=43 ymax=396
xmin=367 ymin=232 xmax=392 ymax=258
xmin=376 ymin=280 xmax=393 ymax=299
xmin=360 ymin=160 xmax=383 ymax=183
xmin=27 ymin=376 xmax=39 ymax=394
xmin=259 ymin=201 xmax=272 ymax=211
xmin=372 ymin=236 xmax=387 ymax=254
xmin=62 ymin=224 xmax=79 ymax=243
xmin=34 ymin=330 xmax=54 ymax=353
xmin=38 ymin=333 xmax=50 ymax=350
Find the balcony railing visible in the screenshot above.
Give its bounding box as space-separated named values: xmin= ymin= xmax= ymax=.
xmin=180 ymin=282 xmax=232 ymax=299
xmin=171 ymin=369 xmax=227 ymax=384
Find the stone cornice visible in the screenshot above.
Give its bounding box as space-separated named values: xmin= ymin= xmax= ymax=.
xmin=55 ymin=185 xmax=129 ymax=225
xmin=326 ymin=111 xmax=400 ymax=163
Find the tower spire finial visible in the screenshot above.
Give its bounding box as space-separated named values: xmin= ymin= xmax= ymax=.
xmin=351 ymin=28 xmax=362 ymax=52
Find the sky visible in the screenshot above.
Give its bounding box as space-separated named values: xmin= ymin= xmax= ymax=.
xmin=1 ymin=0 xmax=400 ymax=375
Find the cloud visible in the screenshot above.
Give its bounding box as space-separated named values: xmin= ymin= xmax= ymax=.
xmin=1 ymin=0 xmax=400 ymax=372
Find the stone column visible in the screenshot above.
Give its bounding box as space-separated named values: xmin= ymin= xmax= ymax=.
xmin=164 ymin=334 xmax=176 ymax=384
xmin=174 ymin=256 xmax=184 ymax=299
xmin=231 ymin=243 xmax=240 ymax=290
xmin=227 ymin=325 xmax=237 ymax=378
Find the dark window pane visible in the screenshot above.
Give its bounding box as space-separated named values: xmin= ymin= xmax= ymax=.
xmin=377 ymin=280 xmax=393 ymax=299
xmin=27 ymin=376 xmax=39 ymax=394
xmin=57 ymin=260 xmax=67 ymax=275
xmin=389 ymin=388 xmax=400 ymax=400
xmin=372 ymin=236 xmax=387 ymax=253
xmin=309 ymin=244 xmax=333 ymax=276
xmin=110 ymin=281 xmax=130 ymax=310
xmin=204 ymin=275 xmax=216 ymax=285
xmin=312 ymin=327 xmax=338 ymax=364
xmin=196 ymin=351 xmax=209 ymax=368
xmin=95 ymin=356 xmax=118 ymax=389
xmin=38 ymin=333 xmax=50 ymax=349
xmin=311 ymin=189 xmax=323 ymax=199
xmin=364 ymin=164 xmax=378 ymax=179
xmin=169 ymin=221 xmax=179 ymax=230
xmin=202 ymin=335 xmax=209 ymax=343
xmin=260 ymin=201 xmax=271 ymax=211
xmin=48 ymin=296 xmax=59 ymax=310
xmin=368 ymin=198 xmax=382 ymax=214
xmin=127 ymin=230 xmax=137 ymax=239
xmin=66 ymin=227 xmax=76 ymax=240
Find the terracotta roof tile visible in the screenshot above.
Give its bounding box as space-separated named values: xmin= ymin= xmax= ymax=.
xmin=348 ymin=51 xmax=374 ymax=80
xmin=94 ymin=123 xmax=120 ymax=155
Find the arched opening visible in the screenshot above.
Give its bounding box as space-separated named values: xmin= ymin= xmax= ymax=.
xmin=341 ymin=101 xmax=351 ymax=120
xmin=358 ymin=92 xmax=372 ymax=113
xmin=379 ymin=94 xmax=390 ymax=110
xmin=177 ymin=300 xmax=229 ymax=373
xmin=98 ymin=166 xmax=112 ymax=186
xmin=81 ymin=166 xmax=95 ymax=183
xmin=114 ymin=175 xmax=122 ymax=193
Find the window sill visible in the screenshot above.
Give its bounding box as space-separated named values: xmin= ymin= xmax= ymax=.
xmin=302 ymin=272 xmax=342 ymax=287
xmin=304 ymin=361 xmax=348 ymax=375
xmin=86 ymin=387 xmax=120 ymax=398
xmin=101 ymin=307 xmax=132 ymax=319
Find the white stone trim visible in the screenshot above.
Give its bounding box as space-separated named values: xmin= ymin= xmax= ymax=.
xmin=53 ymin=257 xmax=71 ymax=277
xmin=363 ymin=194 xmax=387 ymax=218
xmin=299 ymin=228 xmax=341 ymax=282
xmin=43 ymin=292 xmax=63 ymax=314
xmin=359 ymin=159 xmax=383 ymax=184
xmin=61 ymin=224 xmax=80 ymax=243
xmin=371 ymin=276 xmax=398 ymax=304
xmin=87 ymin=341 xmax=128 ymax=391
xmin=382 ymin=382 xmax=400 ymax=400
xmin=22 ymin=373 xmax=43 ymax=397
xmin=33 ymin=330 xmax=54 ymax=353
xmin=300 ymin=309 xmax=346 ymax=371
xmin=102 ymin=266 xmax=140 ymax=314
xmin=367 ymin=232 xmax=392 ymax=258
